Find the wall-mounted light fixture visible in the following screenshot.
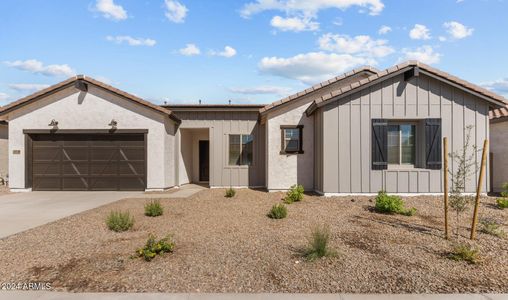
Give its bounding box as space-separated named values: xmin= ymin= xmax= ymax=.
xmin=108 ymin=119 xmax=118 ymax=130
xmin=48 ymin=119 xmax=58 ymax=130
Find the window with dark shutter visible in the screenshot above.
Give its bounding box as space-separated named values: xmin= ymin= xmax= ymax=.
xmin=372 ymin=119 xmax=388 ymax=170
xmin=425 ymin=118 xmax=442 ymax=169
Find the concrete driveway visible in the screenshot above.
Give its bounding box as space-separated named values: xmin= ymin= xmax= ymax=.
xmin=0 ymin=191 xmax=141 ymax=239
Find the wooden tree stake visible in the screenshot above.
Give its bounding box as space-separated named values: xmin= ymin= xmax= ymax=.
xmin=470 ymin=139 xmax=488 ymax=240
xmin=443 ymin=137 xmax=449 ymax=240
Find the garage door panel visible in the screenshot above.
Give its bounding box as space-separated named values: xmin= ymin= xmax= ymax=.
xmin=33 ymin=163 xmax=60 ymax=175
xmin=119 ymin=162 xmax=144 ymax=175
xmin=30 ymin=133 xmax=146 ymax=191
xmin=62 ymin=148 xmax=88 ymax=161
xmin=62 ymin=163 xmax=89 ymax=175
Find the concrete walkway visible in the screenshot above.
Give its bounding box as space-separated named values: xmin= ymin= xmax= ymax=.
xmin=0 ymin=191 xmax=141 ymax=239
xmin=136 ymin=184 xmax=207 ymax=199
xmin=1 ymin=292 xmax=506 ymax=300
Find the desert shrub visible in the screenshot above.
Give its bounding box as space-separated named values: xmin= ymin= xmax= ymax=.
xmin=225 ymin=188 xmax=236 ymax=198
xmin=447 ymin=244 xmax=480 ymax=264
xmin=500 ymin=182 xmax=508 ymax=198
xmin=144 ymin=200 xmax=164 ymax=217
xmin=284 ymin=184 xmax=304 ymax=204
xmin=496 ymin=198 xmax=508 ymax=209
xmin=374 ymin=191 xmax=416 ymax=216
xmin=267 ymin=203 xmax=287 ymax=219
xmin=106 ymin=211 xmax=134 ymax=232
xmin=480 ymin=218 xmax=506 ymax=238
xmin=136 ymin=234 xmax=175 ymax=261
xmin=302 ymin=225 xmax=336 ymax=261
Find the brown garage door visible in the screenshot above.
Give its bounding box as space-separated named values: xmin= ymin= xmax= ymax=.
xmin=29 ymin=133 xmax=146 ymax=191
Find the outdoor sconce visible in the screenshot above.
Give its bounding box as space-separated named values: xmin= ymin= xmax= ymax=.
xmin=108 ymin=119 xmax=118 ymax=130
xmin=48 ymin=119 xmax=58 ymax=129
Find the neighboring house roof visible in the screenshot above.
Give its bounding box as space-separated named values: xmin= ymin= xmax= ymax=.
xmin=306 ymin=61 xmax=507 ymax=116
xmin=490 ymin=105 xmax=508 ymax=122
xmin=0 ymin=75 xmax=181 ymax=124
xmin=163 ymin=104 xmax=266 ymax=112
xmin=259 ymin=66 xmax=379 ymax=115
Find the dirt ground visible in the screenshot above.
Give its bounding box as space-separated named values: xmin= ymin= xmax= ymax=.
xmin=0 ymin=189 xmax=506 ymax=293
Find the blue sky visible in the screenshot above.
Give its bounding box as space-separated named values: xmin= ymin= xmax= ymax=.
xmin=1 ymin=0 xmax=507 ymax=105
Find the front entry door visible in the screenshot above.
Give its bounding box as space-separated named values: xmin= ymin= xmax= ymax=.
xmin=199 ymin=140 xmax=209 ymax=182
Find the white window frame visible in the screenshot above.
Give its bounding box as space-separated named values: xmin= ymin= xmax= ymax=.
xmin=387 ymin=122 xmax=417 ymax=168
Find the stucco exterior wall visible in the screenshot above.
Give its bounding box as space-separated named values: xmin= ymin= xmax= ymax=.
xmin=490 ymin=120 xmax=508 ymax=192
xmin=319 ymin=73 xmax=490 ymax=194
xmin=175 ymin=110 xmax=265 ymax=187
xmin=266 ymin=101 xmax=314 ymax=191
xmin=6 ymin=86 xmax=176 ymax=191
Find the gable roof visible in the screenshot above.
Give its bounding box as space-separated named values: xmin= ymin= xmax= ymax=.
xmin=259 ymin=66 xmax=379 ymax=115
xmin=0 ymin=75 xmax=181 ymax=124
xmin=305 ymin=61 xmax=507 ymax=116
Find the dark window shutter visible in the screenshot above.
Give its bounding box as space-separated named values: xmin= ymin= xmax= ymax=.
xmin=425 ymin=118 xmax=442 ymax=169
xmin=372 ymin=119 xmax=388 ymax=170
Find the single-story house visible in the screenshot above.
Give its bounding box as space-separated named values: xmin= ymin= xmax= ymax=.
xmin=489 ymin=105 xmax=508 ymax=192
xmin=0 ymin=61 xmax=505 ymax=194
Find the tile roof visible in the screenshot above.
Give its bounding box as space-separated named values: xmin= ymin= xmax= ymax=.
xmin=259 ymin=65 xmax=379 ymax=115
xmin=0 ymin=75 xmax=181 ymax=124
xmin=307 ymin=61 xmax=507 ymax=115
xmin=490 ymin=105 xmax=508 ymax=120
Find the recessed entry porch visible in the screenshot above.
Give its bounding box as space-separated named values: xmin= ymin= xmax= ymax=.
xmin=178 ymin=128 xmax=210 ymax=186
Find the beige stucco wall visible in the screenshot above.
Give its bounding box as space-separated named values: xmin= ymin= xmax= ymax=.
xmin=265 ymin=101 xmax=314 ymax=191
xmin=490 ymin=120 xmax=508 ymax=192
xmin=5 ymin=85 xmax=177 ymax=191
xmin=0 ymin=124 xmax=8 ymax=182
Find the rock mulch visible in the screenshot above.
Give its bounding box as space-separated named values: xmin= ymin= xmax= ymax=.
xmin=0 ymin=189 xmax=506 ymax=293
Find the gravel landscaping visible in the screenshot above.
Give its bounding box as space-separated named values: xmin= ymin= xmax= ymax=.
xmin=0 ymin=189 xmax=507 ymax=293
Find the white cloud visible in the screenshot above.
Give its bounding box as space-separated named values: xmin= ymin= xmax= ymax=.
xmin=401 ymin=46 xmax=441 ymax=65
xmin=95 ymin=0 xmax=127 ymax=20
xmin=179 ymin=43 xmax=201 ymax=56
xmin=229 ymin=85 xmax=292 ymax=96
xmin=438 ymin=36 xmax=447 ymax=42
xmin=0 ymin=92 xmax=9 ymax=102
xmin=8 ymin=83 xmax=50 ymax=92
xmin=270 ymin=15 xmax=319 ymax=32
xmin=164 ymin=0 xmax=188 ymax=23
xmin=409 ymin=24 xmax=431 ymax=40
xmin=259 ymin=52 xmax=374 ymax=85
xmin=5 ymin=59 xmax=75 ymax=77
xmin=318 ymin=33 xmax=394 ymax=58
xmin=210 ymin=46 xmax=237 ymax=58
xmin=241 ymin=0 xmax=384 ymax=18
xmin=444 ymin=21 xmax=473 ymax=39
xmin=378 ymin=25 xmax=391 ymax=35
xmin=106 ymin=35 xmax=156 ymax=46
xmin=482 ymin=78 xmax=508 ymax=95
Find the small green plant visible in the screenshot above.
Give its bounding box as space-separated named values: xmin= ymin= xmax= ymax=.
xmin=225 ymin=187 xmax=236 ymax=198
xmin=136 ymin=234 xmax=175 ymax=261
xmin=496 ymin=198 xmax=508 ymax=209
xmin=106 ymin=211 xmax=134 ymax=232
xmin=302 ymin=225 xmax=336 ymax=261
xmin=144 ymin=200 xmax=164 ymax=217
xmin=500 ymin=182 xmax=508 ymax=198
xmin=374 ymin=191 xmax=416 ymax=216
xmin=447 ymin=243 xmax=480 ymax=264
xmin=480 ymin=218 xmax=506 ymax=238
xmin=267 ymin=203 xmax=288 ymax=219
xmin=284 ymin=184 xmax=304 ymax=204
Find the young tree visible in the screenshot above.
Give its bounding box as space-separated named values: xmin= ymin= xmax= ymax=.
xmin=448 ymin=125 xmax=478 ymax=240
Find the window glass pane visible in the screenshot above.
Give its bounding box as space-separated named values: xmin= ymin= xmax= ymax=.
xmin=284 ymin=128 xmax=300 ymax=152
xmin=401 ymin=125 xmax=415 ymax=164
xmin=229 ymin=135 xmax=241 ymax=165
xmin=387 ymin=125 xmax=400 ymax=164
xmin=241 ymin=135 xmax=254 ymax=165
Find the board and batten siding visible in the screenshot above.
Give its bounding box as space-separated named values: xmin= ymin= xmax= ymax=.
xmin=175 ymin=111 xmax=265 ymax=188
xmin=318 ymin=73 xmax=489 ymax=194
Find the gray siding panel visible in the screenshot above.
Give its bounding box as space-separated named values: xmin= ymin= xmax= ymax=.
xmin=320 ymin=73 xmax=490 ymax=193
xmin=177 ymin=111 xmax=265 ymax=188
